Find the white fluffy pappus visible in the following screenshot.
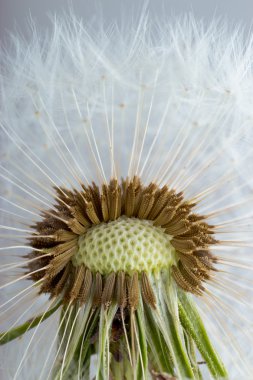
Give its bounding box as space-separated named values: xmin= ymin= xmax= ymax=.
xmin=0 ymin=12 xmax=253 ymax=380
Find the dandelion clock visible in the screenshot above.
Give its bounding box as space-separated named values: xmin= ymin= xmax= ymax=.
xmin=0 ymin=13 xmax=253 ymax=380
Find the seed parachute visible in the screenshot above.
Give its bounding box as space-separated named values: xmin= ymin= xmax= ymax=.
xmin=0 ymin=12 xmax=253 ymax=380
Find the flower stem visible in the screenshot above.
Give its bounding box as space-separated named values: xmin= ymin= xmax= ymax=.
xmin=178 ymin=291 xmax=228 ymax=379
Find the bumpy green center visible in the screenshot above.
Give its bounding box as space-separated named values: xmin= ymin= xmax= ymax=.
xmin=72 ymin=216 xmax=175 ymax=274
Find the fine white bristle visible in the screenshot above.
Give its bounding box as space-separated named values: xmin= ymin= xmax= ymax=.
xmin=0 ymin=11 xmax=253 ymax=379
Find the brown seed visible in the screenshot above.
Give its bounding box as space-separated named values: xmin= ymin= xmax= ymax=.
xmin=165 ymin=219 xmax=190 ymax=235
xmin=69 ymin=265 xmax=86 ymax=302
xmin=148 ymin=186 xmax=169 ymax=220
xmin=47 ymin=246 xmax=77 ymax=278
xmin=172 ymin=265 xmax=203 ymax=295
xmin=101 ymin=272 xmax=116 ymax=308
xmin=54 ymin=230 xmax=78 ymax=242
xmin=127 ymin=272 xmax=139 ymax=310
xmin=52 ymin=263 xmax=71 ymax=296
xmin=141 ymin=272 xmax=156 ymax=309
xmin=137 ymin=193 xmax=155 ymax=219
xmin=67 ymin=219 xmax=87 ymax=234
xmin=85 ymin=201 xmax=101 ymax=224
xmin=101 ymin=193 xmax=110 ymax=222
xmin=125 ymin=182 xmax=135 ymax=217
xmin=71 ymin=206 xmax=91 ymax=227
xmin=171 ymin=238 xmax=196 ymax=253
xmin=92 ymin=272 xmax=103 ymax=307
xmin=78 ymin=268 xmax=93 ymax=304
xmin=116 ymin=271 xmax=127 ymax=308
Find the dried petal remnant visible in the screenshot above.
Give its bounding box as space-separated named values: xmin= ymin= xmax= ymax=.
xmin=27 ymin=176 xmax=218 ymax=308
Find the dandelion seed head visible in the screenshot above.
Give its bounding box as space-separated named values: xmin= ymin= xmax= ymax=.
xmin=1 ymin=12 xmax=253 ymax=379
xmin=27 ymin=175 xmax=217 ymax=307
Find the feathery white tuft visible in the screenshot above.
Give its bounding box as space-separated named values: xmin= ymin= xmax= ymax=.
xmin=0 ymin=13 xmax=253 ymax=379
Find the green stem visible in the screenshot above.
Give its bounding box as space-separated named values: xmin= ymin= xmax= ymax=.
xmin=178 ymin=291 xmax=228 ymax=379
xmin=0 ymin=301 xmax=61 ymax=345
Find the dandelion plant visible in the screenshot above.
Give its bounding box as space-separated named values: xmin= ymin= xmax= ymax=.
xmin=0 ymin=13 xmax=253 ymax=380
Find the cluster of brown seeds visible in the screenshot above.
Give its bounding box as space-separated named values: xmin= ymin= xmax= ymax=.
xmin=27 ymin=176 xmax=218 ymax=308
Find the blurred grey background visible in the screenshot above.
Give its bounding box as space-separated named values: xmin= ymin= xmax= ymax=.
xmin=1 ymin=0 xmax=253 ymax=41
